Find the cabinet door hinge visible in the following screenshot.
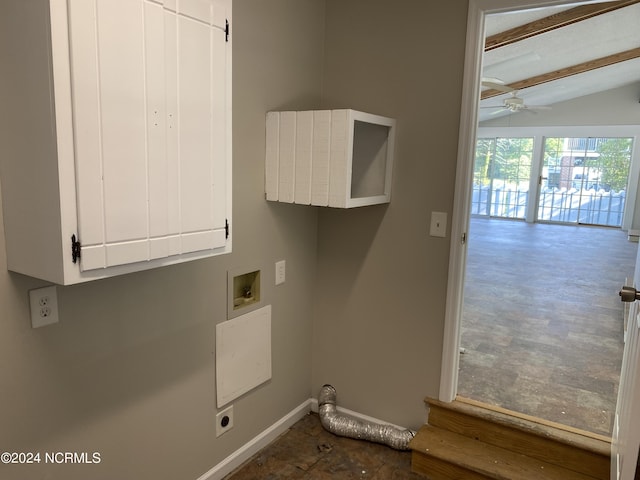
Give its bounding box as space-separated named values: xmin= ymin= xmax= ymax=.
xmin=225 ymin=219 xmax=230 ymax=239
xmin=225 ymin=19 xmax=229 ymax=42
xmin=71 ymin=234 xmax=81 ymax=264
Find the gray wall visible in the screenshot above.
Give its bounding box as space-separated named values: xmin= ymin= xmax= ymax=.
xmin=0 ymin=1 xmax=323 ymax=479
xmin=312 ymin=0 xmax=469 ymax=429
xmin=1 ymin=1 xmax=479 ymax=478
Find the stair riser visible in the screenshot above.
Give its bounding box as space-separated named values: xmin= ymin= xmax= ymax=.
xmin=412 ymin=424 xmax=601 ymax=480
xmin=428 ymin=405 xmax=609 ymax=480
xmin=412 ymin=451 xmax=494 ymax=480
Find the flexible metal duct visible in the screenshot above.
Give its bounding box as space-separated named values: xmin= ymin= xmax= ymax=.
xmin=317 ymin=384 xmax=416 ymax=451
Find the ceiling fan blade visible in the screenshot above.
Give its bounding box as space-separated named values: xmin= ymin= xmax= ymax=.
xmin=524 ymin=105 xmax=552 ymax=110
xmin=482 ymin=81 xmax=515 ymax=93
xmin=481 ymin=76 xmax=505 ymax=85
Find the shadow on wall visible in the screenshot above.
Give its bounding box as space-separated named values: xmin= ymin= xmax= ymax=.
xmin=315 ymin=203 xmax=390 ymax=302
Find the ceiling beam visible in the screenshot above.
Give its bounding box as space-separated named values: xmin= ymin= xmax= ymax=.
xmin=481 ymin=47 xmax=640 ymax=99
xmin=485 ymin=0 xmax=640 ymax=51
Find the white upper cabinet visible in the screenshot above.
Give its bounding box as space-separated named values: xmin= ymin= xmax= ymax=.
xmin=0 ymin=0 xmax=232 ymax=285
xmin=265 ymin=109 xmax=395 ymax=208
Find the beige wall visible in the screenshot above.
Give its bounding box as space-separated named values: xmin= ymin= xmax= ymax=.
xmin=0 ymin=1 xmax=323 ymax=479
xmin=1 ymin=1 xmax=478 ymax=477
xmin=312 ymin=0 xmax=469 ymax=429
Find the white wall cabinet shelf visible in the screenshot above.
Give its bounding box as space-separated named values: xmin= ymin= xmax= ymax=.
xmin=265 ymin=109 xmax=395 ymax=208
xmin=0 ymin=0 xmax=232 ymax=285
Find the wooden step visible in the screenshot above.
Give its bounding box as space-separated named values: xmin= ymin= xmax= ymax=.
xmin=409 ymin=397 xmax=611 ymax=480
xmin=411 ymin=424 xmax=599 ymax=480
xmin=427 ymin=397 xmax=610 ymax=478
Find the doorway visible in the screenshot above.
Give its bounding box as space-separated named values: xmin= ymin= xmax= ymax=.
xmin=462 ymin=132 xmax=637 ymax=435
xmin=462 ymin=131 xmax=636 ymax=433
xmin=439 ymin=0 xmax=640 ymax=437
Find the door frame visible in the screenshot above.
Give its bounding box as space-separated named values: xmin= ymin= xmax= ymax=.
xmin=442 ymin=2 xmax=640 ymax=477
xmin=439 ymin=0 xmax=574 ymax=402
xmin=439 ymin=0 xmax=558 ymax=403
xmin=440 ymin=0 xmax=638 ymax=402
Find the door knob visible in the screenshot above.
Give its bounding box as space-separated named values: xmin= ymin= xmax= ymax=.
xmin=619 ymin=285 xmax=640 ymax=303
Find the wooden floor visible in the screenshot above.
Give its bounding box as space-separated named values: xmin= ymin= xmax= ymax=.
xmin=458 ymin=217 xmax=638 ymax=436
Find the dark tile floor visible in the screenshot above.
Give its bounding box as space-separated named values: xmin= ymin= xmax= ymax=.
xmin=458 ymin=217 xmax=638 ymax=436
xmin=226 ymin=219 xmax=635 ymax=479
xmin=224 ymin=413 xmax=424 ymax=479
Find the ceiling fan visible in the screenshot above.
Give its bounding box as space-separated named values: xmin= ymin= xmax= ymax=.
xmin=481 ymin=77 xmax=514 ymax=93
xmin=480 ymin=78 xmax=551 ymax=114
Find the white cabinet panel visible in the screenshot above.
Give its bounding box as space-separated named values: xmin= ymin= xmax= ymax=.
xmin=328 ymin=110 xmax=349 ymax=208
xmin=294 ymin=111 xmax=313 ymax=205
xmin=67 ymin=0 xmax=104 ymax=249
xmin=164 ymin=10 xmax=181 ymax=248
xmin=96 ymin=0 xmax=149 ymax=246
xmin=145 ymin=2 xmax=171 ymax=242
xmin=178 ymin=14 xmax=215 ymax=236
xmin=266 ymin=109 xmax=395 ymax=208
xmin=311 ymin=110 xmax=332 ymax=206
xmin=0 ymin=0 xmax=232 ymax=284
xmin=210 ymin=21 xmax=228 ymax=238
xmin=265 ymin=112 xmax=280 ymax=201
xmin=277 ymin=112 xmax=296 ymax=204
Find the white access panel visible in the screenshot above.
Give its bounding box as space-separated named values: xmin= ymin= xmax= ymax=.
xmin=216 ymin=305 xmax=272 ymax=407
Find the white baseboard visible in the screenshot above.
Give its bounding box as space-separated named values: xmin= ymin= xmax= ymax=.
xmin=197 ymin=396 xmax=411 ymax=480
xmin=196 ymin=399 xmax=312 ymax=480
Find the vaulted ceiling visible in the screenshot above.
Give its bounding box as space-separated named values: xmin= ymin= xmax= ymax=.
xmin=478 ymin=0 xmax=640 ymax=121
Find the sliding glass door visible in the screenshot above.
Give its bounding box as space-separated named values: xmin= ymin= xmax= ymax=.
xmin=471 ymin=137 xmax=533 ymax=219
xmin=537 ymin=137 xmax=632 ymax=227
xmin=472 ymin=131 xmax=635 ymax=228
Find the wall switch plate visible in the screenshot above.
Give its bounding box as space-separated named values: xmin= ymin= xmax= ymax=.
xmin=216 ymin=405 xmax=234 ymax=437
xmin=430 ymin=211 xmax=448 ymax=238
xmin=275 ymin=260 xmax=286 ymax=285
xmin=29 ymin=286 xmax=59 ymax=328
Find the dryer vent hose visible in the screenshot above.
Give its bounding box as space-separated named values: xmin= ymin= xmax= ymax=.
xmin=317 ymin=384 xmax=416 ymax=451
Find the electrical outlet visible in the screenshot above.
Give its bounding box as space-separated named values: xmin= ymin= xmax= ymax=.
xmin=275 ymin=260 xmax=286 ymax=285
xmin=29 ymin=286 xmax=59 ymax=328
xmin=216 ymin=405 xmax=234 ymax=437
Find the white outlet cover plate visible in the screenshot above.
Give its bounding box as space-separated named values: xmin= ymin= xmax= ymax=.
xmin=29 ymin=285 xmax=59 ymax=328
xmin=430 ymin=211 xmax=447 ymax=238
xmin=216 ymin=405 xmax=234 ymax=437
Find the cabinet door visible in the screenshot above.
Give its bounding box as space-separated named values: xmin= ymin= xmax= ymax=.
xmin=67 ymin=0 xmax=229 ymax=271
